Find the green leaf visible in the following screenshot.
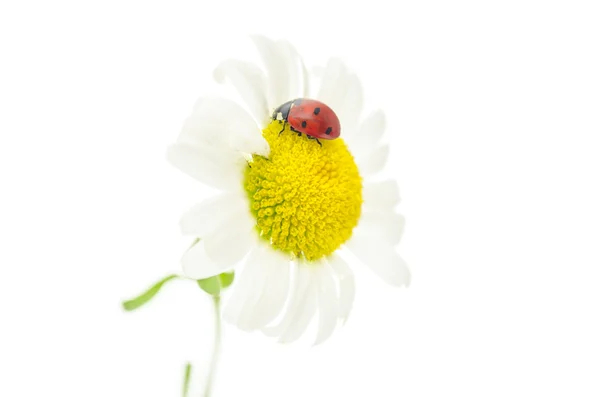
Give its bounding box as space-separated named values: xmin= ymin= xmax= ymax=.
xmin=218 ymin=272 xmax=235 ymax=289
xmin=197 ymin=271 xmax=235 ymax=297
xmin=197 ymin=276 xmax=221 ymax=296
xmin=122 ymin=274 xmax=179 ymax=311
xmin=182 ymin=362 xmax=192 ymax=397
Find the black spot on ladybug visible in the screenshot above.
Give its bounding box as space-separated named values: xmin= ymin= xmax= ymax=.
xmin=302 ymin=121 xmax=307 ymax=128
xmin=313 ymin=107 xmax=321 ymax=115
xmin=325 ymin=127 xmax=332 ymax=135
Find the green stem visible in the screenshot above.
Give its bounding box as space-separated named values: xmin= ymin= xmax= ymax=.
xmin=203 ymin=296 xmax=222 ymax=397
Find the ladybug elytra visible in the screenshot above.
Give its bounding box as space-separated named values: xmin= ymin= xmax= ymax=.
xmin=272 ymin=98 xmax=341 ymax=143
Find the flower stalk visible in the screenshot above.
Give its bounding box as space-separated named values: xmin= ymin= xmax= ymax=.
xmin=203 ymin=295 xmax=222 ymax=397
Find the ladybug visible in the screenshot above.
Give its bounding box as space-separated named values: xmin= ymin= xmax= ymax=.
xmin=272 ymin=98 xmax=341 ymax=144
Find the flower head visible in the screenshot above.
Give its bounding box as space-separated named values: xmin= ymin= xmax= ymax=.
xmin=246 ymin=121 xmax=362 ymax=261
xmin=168 ymin=36 xmax=409 ymax=344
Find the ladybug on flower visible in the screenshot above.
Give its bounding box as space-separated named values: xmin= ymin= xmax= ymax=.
xmin=273 ymin=98 xmax=341 ymax=145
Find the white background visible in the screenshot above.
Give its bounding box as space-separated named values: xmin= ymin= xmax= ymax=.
xmin=1 ymin=0 xmax=599 ymax=396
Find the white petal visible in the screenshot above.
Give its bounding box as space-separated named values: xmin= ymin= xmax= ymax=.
xmin=262 ymin=262 xmax=319 ymax=343
xmin=179 ymin=97 xmax=240 ymax=148
xmin=346 ymin=236 xmax=411 ymax=287
xmin=243 ymin=249 xmax=291 ymax=330
xmin=262 ymin=262 xmax=311 ymax=338
xmin=316 ymin=58 xmax=348 ymax=113
xmin=356 ymin=144 xmax=389 ymax=176
xmin=359 ymin=110 xmax=386 ymax=143
xmin=179 ymin=192 xmax=248 ymax=237
xmin=213 ymin=59 xmax=269 ymax=125
xmin=226 ymin=122 xmax=269 ymax=157
xmin=347 ymin=110 xmax=386 ymax=157
xmin=203 ymin=212 xmax=256 ymax=267
xmin=181 ymin=240 xmax=233 ymax=280
xmin=312 ymin=65 xmax=324 ymax=79
xmin=166 ymin=143 xmax=246 ymax=191
xmin=223 ymin=246 xmax=270 ymax=330
xmin=336 ymin=73 xmax=364 ymax=137
xmin=362 ymin=180 xmax=400 ymax=212
xmin=314 ymin=263 xmax=339 ymax=345
xmin=328 ymin=253 xmax=355 ymax=323
xmin=356 ymin=211 xmax=405 ymax=246
xmin=298 ymin=52 xmax=310 ymax=97
xmin=251 ymin=36 xmax=293 ymax=110
xmin=180 ymin=97 xmax=268 ymax=156
xmin=277 ymin=40 xmax=310 ymax=99
xmin=279 ymin=278 xmax=317 ymax=344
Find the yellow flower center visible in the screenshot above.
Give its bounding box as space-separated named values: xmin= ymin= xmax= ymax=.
xmin=244 ymin=121 xmax=362 ymax=261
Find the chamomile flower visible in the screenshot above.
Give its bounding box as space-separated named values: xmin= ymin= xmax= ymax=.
xmin=167 ymin=36 xmax=409 ymax=344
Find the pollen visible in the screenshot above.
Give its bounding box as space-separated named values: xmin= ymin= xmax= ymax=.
xmin=244 ymin=121 xmax=362 ymax=261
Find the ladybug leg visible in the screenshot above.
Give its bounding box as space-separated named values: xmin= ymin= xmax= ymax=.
xmin=307 ymin=136 xmax=323 ymax=147
xmin=278 ymin=121 xmax=285 ymax=135
xmin=290 ymin=125 xmax=302 ymax=136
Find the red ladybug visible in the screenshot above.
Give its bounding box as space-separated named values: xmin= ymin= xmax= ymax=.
xmin=272 ymin=98 xmax=341 ymax=143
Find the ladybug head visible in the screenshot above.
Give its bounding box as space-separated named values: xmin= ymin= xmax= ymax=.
xmin=272 ymin=100 xmax=294 ymax=121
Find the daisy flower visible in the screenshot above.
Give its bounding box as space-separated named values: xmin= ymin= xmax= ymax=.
xmin=167 ymin=36 xmax=409 ymax=344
